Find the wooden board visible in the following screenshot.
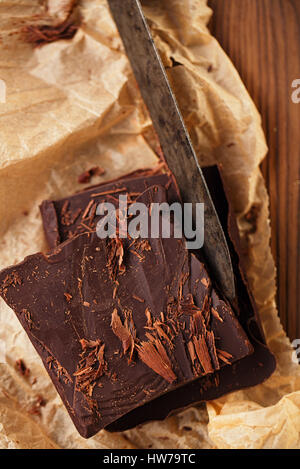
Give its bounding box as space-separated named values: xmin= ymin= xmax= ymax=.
xmin=208 ymin=0 xmax=300 ymax=340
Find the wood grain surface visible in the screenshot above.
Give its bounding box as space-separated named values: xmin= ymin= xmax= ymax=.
xmin=208 ymin=0 xmax=300 ymax=340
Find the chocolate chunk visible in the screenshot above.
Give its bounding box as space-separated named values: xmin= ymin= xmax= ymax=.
xmin=0 ymin=185 xmax=252 ymax=438
xmin=106 ymin=167 xmax=276 ymax=432
xmin=39 ymin=167 xmax=275 ymax=433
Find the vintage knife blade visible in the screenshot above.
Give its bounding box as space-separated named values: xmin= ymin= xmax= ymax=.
xmin=107 ymin=0 xmax=236 ymax=302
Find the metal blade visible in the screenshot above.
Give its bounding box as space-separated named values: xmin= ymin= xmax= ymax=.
xmin=107 ymin=0 xmax=236 ymax=302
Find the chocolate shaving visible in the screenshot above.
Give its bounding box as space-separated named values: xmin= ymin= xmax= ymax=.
xmin=189 ymin=310 xmax=219 ymax=376
xmin=61 ymin=207 xmax=82 ymax=227
xmin=111 ymin=309 xmax=135 ymax=362
xmin=74 ymin=339 xmax=107 ymax=399
xmin=206 ymin=330 xmax=220 ymax=370
xmin=81 ymin=200 xmax=95 ymax=220
xmin=132 ymin=294 xmax=145 ymax=303
xmin=46 ymin=355 xmax=72 ymax=384
xmin=134 ymin=239 xmax=152 ymax=253
xmin=129 ymin=249 xmax=145 ymax=262
xmin=152 ymin=321 xmax=174 ymax=348
xmin=211 ymin=307 xmax=224 ymax=323
xmin=21 ymin=7 xmax=80 ymax=47
xmin=0 ymin=271 xmax=22 ymax=295
xmin=91 ymin=187 xmax=127 ymax=197
xmin=21 ymin=308 xmax=34 ymax=330
xmin=192 ymin=335 xmax=214 ymax=375
xmin=217 ymin=349 xmax=233 ymax=365
xmin=136 ymin=338 xmax=176 ymax=384
xmin=200 ymin=277 xmax=210 ymax=288
xmin=145 ymin=307 xmax=152 ymax=327
xmin=187 ymin=341 xmax=196 ymax=364
xmin=106 ymin=238 xmax=125 ymax=281
xmin=64 ymin=292 xmax=72 ymax=302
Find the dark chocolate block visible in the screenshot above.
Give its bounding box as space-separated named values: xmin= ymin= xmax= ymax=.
xmin=0 ymin=184 xmax=253 ymax=438
xmin=106 ymin=167 xmax=277 ymax=432
xmin=39 ymin=166 xmax=276 ymax=432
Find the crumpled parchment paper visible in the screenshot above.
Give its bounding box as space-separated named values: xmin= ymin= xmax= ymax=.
xmin=0 ymin=0 xmax=299 ymax=450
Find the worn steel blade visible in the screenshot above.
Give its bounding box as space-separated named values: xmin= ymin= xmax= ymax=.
xmin=108 ymin=0 xmax=236 ymax=302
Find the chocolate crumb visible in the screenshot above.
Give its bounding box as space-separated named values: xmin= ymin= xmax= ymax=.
xmin=15 ymin=359 xmax=30 ymax=378
xmin=78 ymin=166 xmax=105 ymax=184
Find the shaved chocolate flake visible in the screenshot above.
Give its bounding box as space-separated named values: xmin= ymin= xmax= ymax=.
xmin=61 ymin=207 xmax=82 ymax=227
xmin=74 ymin=339 xmax=107 ymax=402
xmin=188 ymin=310 xmax=220 ymax=376
xmin=132 ymin=294 xmax=145 ymax=303
xmin=106 ymin=238 xmax=125 ymax=281
xmin=46 ymin=355 xmax=73 ymax=384
xmin=166 ymin=296 xmax=179 ymax=319
xmin=192 ymin=335 xmax=213 ymax=375
xmin=200 ymin=277 xmax=210 ymax=288
xmin=201 ymin=295 xmax=211 ymax=327
xmin=145 ymin=307 xmax=152 ymax=327
xmin=91 ymin=187 xmax=127 ymax=197
xmin=21 ymin=308 xmax=34 ymax=329
xmin=81 ymin=200 xmax=94 ymax=220
xmin=134 ymin=239 xmax=152 ymax=253
xmin=0 ymin=272 xmax=22 ymax=295
xmin=64 ymin=292 xmax=72 ymax=302
xmin=83 ymin=395 xmax=101 ymax=417
xmin=211 ymin=307 xmax=223 ymax=323
xmin=136 ymin=339 xmax=176 ymax=384
xmin=111 ymin=309 xmax=136 ymax=362
xmin=61 ymin=200 xmax=69 ymax=214
xmin=152 ymin=321 xmax=174 ymax=348
xmin=79 ymin=221 xmax=93 ymax=232
xmin=129 ymin=249 xmax=145 ymax=262
xmin=206 ymin=330 xmax=220 ymax=370
xmin=217 ymin=349 xmax=233 ymax=365
xmin=187 ymin=341 xmax=196 ymax=364
xmin=21 ymin=7 xmax=80 ymax=47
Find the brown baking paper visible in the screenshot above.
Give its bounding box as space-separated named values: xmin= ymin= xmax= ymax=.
xmin=0 ymin=0 xmax=299 ymax=450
